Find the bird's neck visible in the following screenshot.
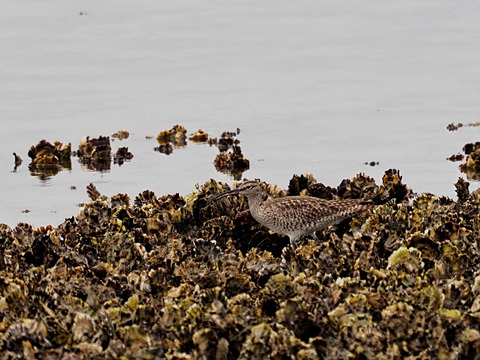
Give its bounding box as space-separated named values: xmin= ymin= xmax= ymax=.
xmin=246 ymin=192 xmax=267 ymax=212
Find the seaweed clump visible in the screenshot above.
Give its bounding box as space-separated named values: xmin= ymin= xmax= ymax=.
xmin=2 ymin=170 xmax=480 ymax=358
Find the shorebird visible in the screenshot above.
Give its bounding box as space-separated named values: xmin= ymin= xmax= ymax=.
xmin=215 ymin=180 xmax=373 ymax=244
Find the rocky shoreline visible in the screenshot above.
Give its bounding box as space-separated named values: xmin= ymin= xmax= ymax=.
xmin=1 ymin=171 xmax=480 ymax=359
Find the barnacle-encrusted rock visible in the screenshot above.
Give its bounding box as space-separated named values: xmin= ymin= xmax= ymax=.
xmin=3 ymin=169 xmax=480 ymax=358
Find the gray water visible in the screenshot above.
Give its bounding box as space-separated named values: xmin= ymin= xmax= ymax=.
xmin=2 ymin=0 xmax=480 ymax=227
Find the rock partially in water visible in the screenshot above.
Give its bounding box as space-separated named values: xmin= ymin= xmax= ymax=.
xmin=77 ymin=135 xmax=112 ymax=171
xmin=12 ymin=152 xmax=22 ymax=172
xmin=111 ymin=130 xmax=130 ymax=140
xmin=213 ymin=131 xmax=250 ymax=180
xmin=113 ymin=147 xmax=134 ymax=166
xmin=2 ymin=170 xmax=480 ymax=358
xmin=156 ymin=125 xmax=187 ymax=153
xmin=27 ymin=139 xmax=72 ymax=178
xmin=214 ymin=147 xmax=250 ymax=180
xmin=189 ymin=129 xmax=209 ymax=143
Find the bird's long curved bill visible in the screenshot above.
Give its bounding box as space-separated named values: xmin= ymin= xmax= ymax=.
xmin=215 ymin=188 xmax=241 ymax=200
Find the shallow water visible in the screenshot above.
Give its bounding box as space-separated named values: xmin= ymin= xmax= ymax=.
xmin=2 ymin=0 xmax=480 ymax=227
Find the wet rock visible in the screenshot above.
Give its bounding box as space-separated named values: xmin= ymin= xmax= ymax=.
xmin=77 ymin=136 xmax=112 ymax=171
xmin=13 ymin=152 xmax=22 ymax=172
xmin=214 ymin=148 xmax=250 ymax=180
xmin=447 ymin=123 xmax=463 ymax=131
xmin=447 ymin=154 xmax=464 ymax=162
xmin=455 ymin=177 xmax=470 ymax=203
xmin=189 ymin=129 xmax=209 ymax=143
xmin=155 ymin=125 xmax=187 ymax=155
xmin=153 ymin=143 xmax=173 ymax=155
xmin=111 ymin=130 xmax=130 ymax=140
xmin=113 ymin=147 xmax=133 ymax=166
xmin=27 ymin=140 xmax=72 ymax=178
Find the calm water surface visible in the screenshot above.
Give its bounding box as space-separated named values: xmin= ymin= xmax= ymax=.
xmin=2 ymin=0 xmax=480 ymax=227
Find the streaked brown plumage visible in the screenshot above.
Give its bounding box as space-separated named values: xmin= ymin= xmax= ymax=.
xmin=216 ymin=180 xmax=372 ymax=244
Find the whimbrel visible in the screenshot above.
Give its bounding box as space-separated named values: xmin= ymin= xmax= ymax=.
xmin=216 ymin=180 xmax=373 ymax=244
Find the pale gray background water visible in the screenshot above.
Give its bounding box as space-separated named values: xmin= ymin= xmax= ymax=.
xmin=1 ymin=0 xmax=480 ymax=227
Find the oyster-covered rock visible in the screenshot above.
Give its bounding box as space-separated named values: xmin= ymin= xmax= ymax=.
xmin=113 ymin=146 xmax=133 ymax=165
xmin=3 ymin=169 xmax=480 ymax=358
xmin=111 ymin=130 xmax=130 ymax=140
xmin=189 ymin=129 xmax=209 ymax=143
xmin=27 ymin=139 xmax=72 ymax=178
xmin=77 ymin=135 xmax=112 ymax=171
xmin=214 ymin=146 xmax=250 ymax=180
xmin=155 ymin=125 xmax=187 ymax=155
xmin=213 ymin=131 xmax=250 ymax=180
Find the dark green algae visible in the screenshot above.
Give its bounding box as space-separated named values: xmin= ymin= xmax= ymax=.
xmin=1 ymin=170 xmax=480 ymax=359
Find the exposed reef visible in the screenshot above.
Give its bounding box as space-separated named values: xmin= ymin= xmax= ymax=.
xmin=1 ymin=171 xmax=480 ymax=358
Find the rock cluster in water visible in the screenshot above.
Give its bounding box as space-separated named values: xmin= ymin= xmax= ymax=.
xmin=27 ymin=140 xmax=72 ymax=179
xmin=154 ymin=125 xmax=250 ymax=179
xmin=1 ymin=171 xmax=480 ymax=359
xmin=25 ymin=132 xmax=134 ymax=178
